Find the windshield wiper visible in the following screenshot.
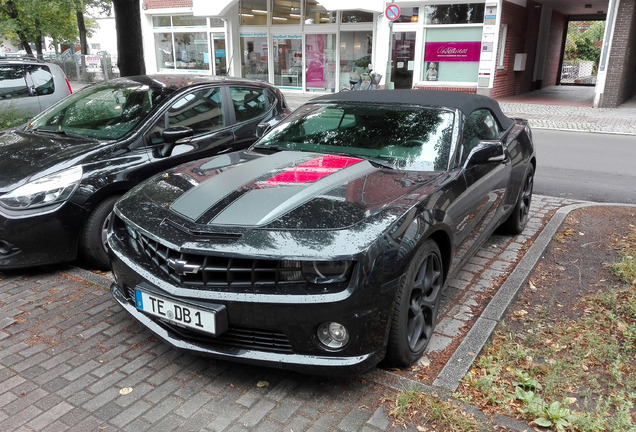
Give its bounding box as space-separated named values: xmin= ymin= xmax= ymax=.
xmin=360 ymin=156 xmax=397 ymax=170
xmin=31 ymin=128 xmax=92 ymax=140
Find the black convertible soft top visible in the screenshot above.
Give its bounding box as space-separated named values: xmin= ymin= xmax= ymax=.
xmin=311 ymin=89 xmax=514 ymax=130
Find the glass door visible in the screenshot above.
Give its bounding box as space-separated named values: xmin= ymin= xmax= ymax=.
xmin=305 ymin=33 xmax=336 ymax=92
xmin=212 ymin=34 xmax=227 ymax=75
xmin=391 ymin=31 xmax=416 ymax=89
xmin=273 ymin=34 xmax=302 ymax=89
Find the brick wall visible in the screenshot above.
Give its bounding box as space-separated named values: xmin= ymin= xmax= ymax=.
xmin=601 ymin=0 xmax=636 ymax=107
xmin=491 ymin=0 xmax=541 ymax=98
xmin=144 ymin=0 xmax=192 ymax=9
xmin=412 ymin=84 xmax=477 ymax=94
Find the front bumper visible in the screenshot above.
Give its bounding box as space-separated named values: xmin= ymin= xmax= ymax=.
xmin=111 ymin=281 xmax=382 ymax=374
xmin=108 ymin=240 xmax=400 ymax=375
xmin=0 ymin=202 xmax=86 ymax=269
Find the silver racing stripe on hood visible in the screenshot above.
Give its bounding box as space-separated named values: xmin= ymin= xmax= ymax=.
xmin=169 ymin=151 xmax=321 ymax=221
xmin=210 ymin=156 xmax=376 ymax=226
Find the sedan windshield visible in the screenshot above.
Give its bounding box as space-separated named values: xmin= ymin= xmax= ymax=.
xmin=256 ymin=103 xmax=455 ymax=171
xmin=29 ymin=81 xmax=174 ymax=140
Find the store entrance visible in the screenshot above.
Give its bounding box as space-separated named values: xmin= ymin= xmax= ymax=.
xmin=391 ymin=31 xmax=416 ymax=89
xmin=274 ymin=35 xmax=302 ymax=89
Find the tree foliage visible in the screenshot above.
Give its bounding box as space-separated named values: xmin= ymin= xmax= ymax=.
xmin=564 ymin=20 xmax=605 ymax=64
xmin=0 ymin=0 xmax=111 ymax=57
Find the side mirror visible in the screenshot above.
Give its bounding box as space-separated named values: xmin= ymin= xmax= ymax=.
xmin=256 ymin=122 xmax=272 ymax=138
xmin=465 ymin=140 xmax=505 ymax=168
xmin=160 ymin=126 xmax=193 ymax=157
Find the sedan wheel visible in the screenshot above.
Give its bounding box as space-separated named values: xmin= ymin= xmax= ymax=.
xmin=79 ymin=195 xmax=121 ymax=270
xmin=385 ymin=240 xmax=444 ymax=367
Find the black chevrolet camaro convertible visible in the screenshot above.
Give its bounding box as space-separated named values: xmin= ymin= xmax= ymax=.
xmin=108 ymin=89 xmax=536 ymax=374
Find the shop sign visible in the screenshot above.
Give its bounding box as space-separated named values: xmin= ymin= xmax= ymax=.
xmin=240 ymin=32 xmax=267 ymax=38
xmin=424 ymin=41 xmax=481 ymax=62
xmin=84 ymin=55 xmax=101 ymax=73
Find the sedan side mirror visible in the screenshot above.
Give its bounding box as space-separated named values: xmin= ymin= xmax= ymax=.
xmin=161 ymin=126 xmax=194 ymax=157
xmin=465 ymin=140 xmax=506 ymax=168
xmin=256 ymin=122 xmax=272 ymax=138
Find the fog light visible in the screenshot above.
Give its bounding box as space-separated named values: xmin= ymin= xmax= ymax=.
xmin=317 ymin=322 xmax=350 ymax=349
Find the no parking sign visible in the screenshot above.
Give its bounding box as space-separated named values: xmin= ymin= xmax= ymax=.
xmin=385 ymin=3 xmax=400 ymax=21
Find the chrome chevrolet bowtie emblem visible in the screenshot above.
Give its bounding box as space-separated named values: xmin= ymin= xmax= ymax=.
xmin=167 ymin=258 xmax=201 ymax=276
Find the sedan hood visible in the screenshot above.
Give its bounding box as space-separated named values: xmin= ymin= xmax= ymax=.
xmin=123 ymin=150 xmax=446 ymax=232
xmin=0 ymin=130 xmax=100 ymax=190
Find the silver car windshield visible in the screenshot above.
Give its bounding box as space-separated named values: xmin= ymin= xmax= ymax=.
xmin=29 ymin=81 xmax=173 ymax=140
xmin=257 ymin=103 xmax=455 ymax=171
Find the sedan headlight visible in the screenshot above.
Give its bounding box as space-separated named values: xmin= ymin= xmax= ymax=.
xmin=0 ymin=166 xmax=83 ymax=210
xmin=302 ymin=261 xmax=352 ymax=284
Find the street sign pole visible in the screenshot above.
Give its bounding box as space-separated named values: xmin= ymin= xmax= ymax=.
xmin=384 ymin=4 xmax=400 ymax=90
xmin=385 ymin=20 xmax=393 ymax=89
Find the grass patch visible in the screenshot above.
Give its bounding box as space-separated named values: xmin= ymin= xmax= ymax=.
xmin=387 ymin=389 xmax=491 ymax=431
xmin=455 ymin=226 xmax=636 ymax=431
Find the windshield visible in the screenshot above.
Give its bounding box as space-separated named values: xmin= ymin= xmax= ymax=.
xmin=29 ymin=81 xmax=174 ymax=140
xmin=256 ymin=103 xmax=455 ymax=171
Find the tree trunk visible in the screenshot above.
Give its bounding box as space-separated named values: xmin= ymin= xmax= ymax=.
xmin=76 ymin=9 xmax=88 ymax=76
xmin=112 ymin=0 xmax=145 ymax=76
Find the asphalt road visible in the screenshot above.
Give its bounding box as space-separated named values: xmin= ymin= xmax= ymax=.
xmin=532 ymin=129 xmax=636 ymax=204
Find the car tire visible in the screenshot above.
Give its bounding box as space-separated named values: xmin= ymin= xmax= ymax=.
xmin=79 ymin=195 xmax=121 ymax=270
xmin=501 ymin=165 xmax=534 ymax=235
xmin=385 ymin=239 xmax=444 ymax=367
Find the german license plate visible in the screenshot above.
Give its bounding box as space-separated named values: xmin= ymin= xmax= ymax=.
xmin=135 ymin=289 xmax=219 ymax=335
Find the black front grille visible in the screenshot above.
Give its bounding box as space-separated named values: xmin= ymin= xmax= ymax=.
xmin=135 ymin=232 xmax=306 ymax=292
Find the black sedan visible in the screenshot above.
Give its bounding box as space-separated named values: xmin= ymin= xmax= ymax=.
xmin=108 ymin=90 xmax=536 ymax=374
xmin=0 ymin=74 xmax=290 ymax=269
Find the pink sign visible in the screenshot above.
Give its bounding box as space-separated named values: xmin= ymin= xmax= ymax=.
xmin=424 ymin=41 xmax=481 ymax=62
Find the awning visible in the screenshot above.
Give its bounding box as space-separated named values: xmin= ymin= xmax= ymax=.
xmin=192 ymin=0 xmax=385 ymax=16
xmin=315 ymin=0 xmax=384 ymax=13
xmin=192 ymin=0 xmax=239 ymax=17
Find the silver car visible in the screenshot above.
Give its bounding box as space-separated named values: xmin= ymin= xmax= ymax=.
xmin=0 ymin=55 xmax=72 ymax=119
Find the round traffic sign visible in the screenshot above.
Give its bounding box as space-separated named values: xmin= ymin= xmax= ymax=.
xmin=385 ymin=3 xmax=401 ymax=21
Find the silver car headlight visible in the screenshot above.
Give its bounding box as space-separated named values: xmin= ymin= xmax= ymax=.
xmin=0 ymin=166 xmax=83 ymax=210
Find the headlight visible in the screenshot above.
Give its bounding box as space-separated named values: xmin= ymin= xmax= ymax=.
xmin=302 ymin=261 xmax=352 ymax=284
xmin=0 ymin=166 xmax=83 ymax=210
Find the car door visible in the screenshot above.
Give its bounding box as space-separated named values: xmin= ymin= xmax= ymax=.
xmin=446 ymin=109 xmax=512 ymax=273
xmin=144 ymin=85 xmax=236 ymax=170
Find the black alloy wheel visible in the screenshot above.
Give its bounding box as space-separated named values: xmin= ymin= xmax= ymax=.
xmin=501 ymin=165 xmax=534 ymax=234
xmin=385 ymin=239 xmax=444 ymax=367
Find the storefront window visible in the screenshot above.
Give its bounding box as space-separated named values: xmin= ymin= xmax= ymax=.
xmin=152 ymin=16 xmax=171 ymax=28
xmin=395 ymin=7 xmax=419 ymax=23
xmin=340 ymin=31 xmax=372 ymax=88
xmin=172 ymin=16 xmax=207 ymax=27
xmin=422 ymin=4 xmax=485 ymax=25
xmin=240 ymin=0 xmax=268 ymax=25
xmin=422 ymin=28 xmax=482 ymax=82
xmin=273 ymin=0 xmax=301 ymax=24
xmin=305 ymin=0 xmax=336 ymax=24
xmin=171 ymin=32 xmax=209 ymax=71
xmin=155 ymin=33 xmax=174 ymax=72
xmin=341 ymin=10 xmax=373 ymax=23
xmin=306 ymin=34 xmax=336 ymax=92
xmin=241 ymin=34 xmax=269 ymax=81
xmin=274 ymin=35 xmax=302 ymax=88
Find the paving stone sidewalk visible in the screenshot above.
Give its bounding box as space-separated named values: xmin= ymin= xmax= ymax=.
xmin=0 ymin=195 xmax=581 ymax=432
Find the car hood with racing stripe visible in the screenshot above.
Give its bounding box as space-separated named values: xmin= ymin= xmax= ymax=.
xmin=117 ymin=150 xmax=446 ymax=234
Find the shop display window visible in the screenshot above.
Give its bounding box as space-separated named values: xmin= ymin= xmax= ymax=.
xmin=422 ymin=27 xmax=482 ymax=83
